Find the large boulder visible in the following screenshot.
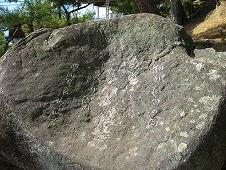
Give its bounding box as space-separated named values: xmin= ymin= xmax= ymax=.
xmin=0 ymin=13 xmax=225 ymax=169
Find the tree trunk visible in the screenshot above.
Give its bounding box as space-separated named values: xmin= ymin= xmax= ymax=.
xmin=61 ymin=4 xmax=71 ymax=26
xmin=66 ymin=13 xmax=71 ymax=26
xmin=170 ymin=0 xmax=188 ymax=25
xmin=134 ymin=0 xmax=158 ymax=14
xmin=27 ymin=23 xmax=34 ymax=33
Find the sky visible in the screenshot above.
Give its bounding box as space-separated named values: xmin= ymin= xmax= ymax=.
xmin=0 ymin=0 xmax=23 ymax=10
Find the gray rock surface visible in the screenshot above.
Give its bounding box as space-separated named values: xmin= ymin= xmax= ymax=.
xmin=195 ymin=48 xmax=226 ymax=67
xmin=0 ymin=13 xmax=225 ymax=169
xmin=0 ymin=94 xmax=94 ymax=170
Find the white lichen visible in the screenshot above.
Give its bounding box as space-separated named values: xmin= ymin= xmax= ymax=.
xmin=180 ymin=132 xmax=189 ymax=138
xmin=180 ymin=111 xmax=186 ymax=118
xmin=195 ymin=63 xmax=204 ymax=72
xmin=165 ymin=127 xmax=170 ymax=132
xmin=178 ymin=143 xmax=187 ymax=152
xmin=199 ymin=113 xmax=208 ymax=119
xmin=189 ymin=120 xmax=195 ymax=123
xmin=99 ymin=86 xmax=118 ymax=107
xmin=129 ymin=147 xmax=138 ymax=156
xmin=207 ymin=69 xmax=221 ymax=80
xmin=159 ymin=121 xmax=164 ymax=126
xmin=99 ymin=144 xmax=107 ymax=151
xmin=199 ymin=95 xmax=221 ymax=111
xmin=196 ymin=122 xmax=205 ymax=129
xmin=128 ymin=74 xmax=138 ymax=86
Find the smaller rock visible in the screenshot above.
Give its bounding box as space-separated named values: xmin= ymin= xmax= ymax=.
xmin=195 ymin=48 xmax=226 ymax=67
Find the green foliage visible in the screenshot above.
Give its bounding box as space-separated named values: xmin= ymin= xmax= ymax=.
xmin=20 ymin=0 xmax=68 ymax=35
xmin=71 ymin=12 xmax=94 ymax=24
xmin=0 ymin=0 xmax=95 ymax=54
xmin=111 ymin=0 xmax=139 ymax=15
xmin=0 ymin=31 xmax=6 ymax=57
xmin=21 ymin=0 xmax=61 ymax=32
xmin=0 ymin=7 xmax=24 ymax=29
xmin=181 ymin=0 xmax=193 ymax=16
xmin=158 ymin=0 xmax=171 ymax=17
xmin=42 ymin=16 xmax=67 ymax=28
xmin=111 ymin=0 xmax=193 ymax=18
xmin=0 ymin=0 xmax=95 ymax=36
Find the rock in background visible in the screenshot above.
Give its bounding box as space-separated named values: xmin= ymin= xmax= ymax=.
xmin=0 ymin=14 xmax=225 ymax=169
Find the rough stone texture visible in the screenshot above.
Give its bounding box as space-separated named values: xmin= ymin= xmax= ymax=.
xmin=195 ymin=48 xmax=226 ymax=68
xmin=0 ymin=94 xmax=95 ymax=170
xmin=0 ymin=14 xmax=225 ymax=169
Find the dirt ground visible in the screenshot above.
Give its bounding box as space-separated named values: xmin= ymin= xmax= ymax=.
xmin=185 ymin=1 xmax=226 ymax=51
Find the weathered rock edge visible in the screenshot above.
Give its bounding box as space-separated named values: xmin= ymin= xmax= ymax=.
xmin=0 ymin=13 xmax=225 ymax=170
xmin=0 ymin=94 xmax=98 ymax=169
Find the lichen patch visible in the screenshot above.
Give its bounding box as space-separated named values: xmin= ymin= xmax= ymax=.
xmin=196 ymin=122 xmax=205 ymax=129
xmin=195 ymin=63 xmax=204 ymax=72
xmin=178 ymin=143 xmax=187 ymax=152
xmin=199 ymin=95 xmax=221 ymax=111
xmin=180 ymin=132 xmax=189 ymax=138
xmin=207 ymin=69 xmax=221 ymax=80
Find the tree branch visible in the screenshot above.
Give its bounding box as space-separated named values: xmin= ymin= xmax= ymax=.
xmin=69 ymin=0 xmax=94 ymax=14
xmin=61 ymin=4 xmax=69 ymax=14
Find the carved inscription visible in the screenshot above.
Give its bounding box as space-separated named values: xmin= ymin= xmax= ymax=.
xmin=48 ymin=63 xmax=80 ymax=118
xmin=146 ymin=65 xmax=164 ymax=128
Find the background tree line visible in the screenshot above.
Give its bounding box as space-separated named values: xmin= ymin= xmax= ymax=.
xmin=112 ymin=0 xmax=219 ymax=25
xmin=0 ymin=0 xmax=220 ymax=56
xmin=0 ymin=0 xmax=95 ymax=53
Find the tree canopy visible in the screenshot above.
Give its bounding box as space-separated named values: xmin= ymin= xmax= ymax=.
xmin=111 ymin=0 xmax=139 ymax=15
xmin=111 ymin=0 xmax=213 ymax=25
xmin=0 ymin=0 xmax=95 ymax=33
xmin=0 ymin=0 xmax=94 ymax=54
